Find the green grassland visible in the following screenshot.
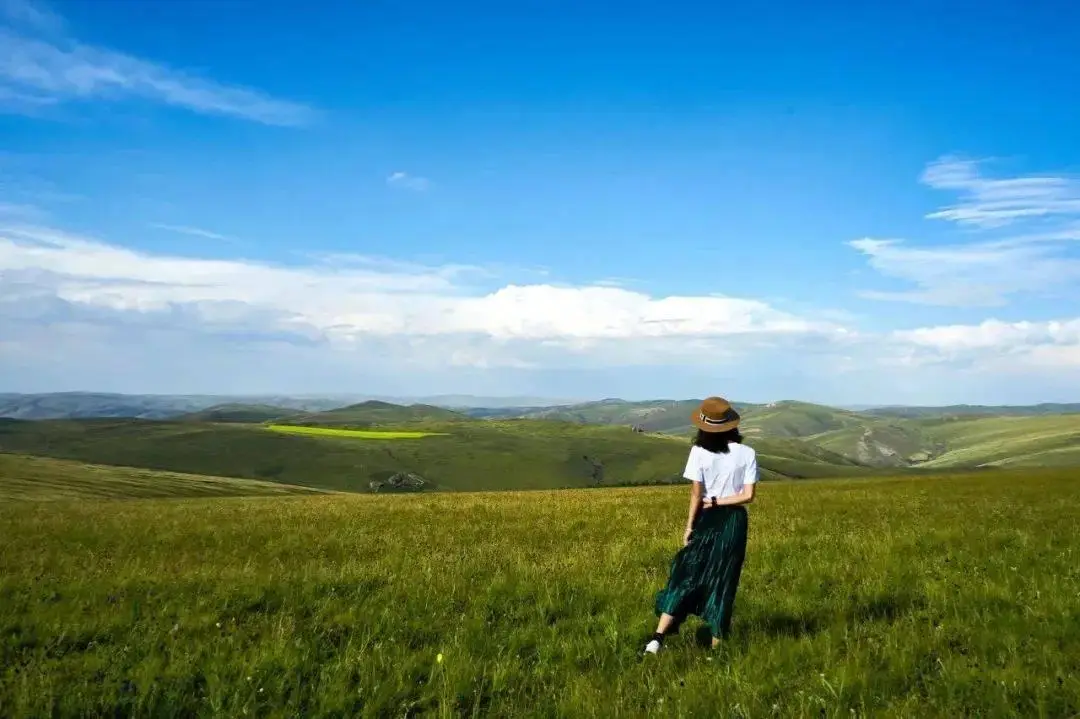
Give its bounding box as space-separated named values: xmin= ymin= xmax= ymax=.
xmin=0 ymin=454 xmax=330 ymax=501
xmin=738 ymin=401 xmax=870 ymax=439
xmin=1 ymin=469 xmax=1077 ymax=717
xmin=813 ymin=422 xmax=945 ymax=467
xmin=477 ymin=399 xmax=873 ymax=439
xmin=3 ymin=405 xmax=1078 ymax=499
xmin=813 ymin=414 xmax=1080 ymax=469
xmin=465 ymin=398 xmax=707 ymax=434
xmin=0 ymin=418 xmax=692 ymax=493
xmin=916 ymin=415 xmax=1080 ymax=468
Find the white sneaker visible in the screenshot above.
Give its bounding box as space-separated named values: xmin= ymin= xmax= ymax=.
xmin=644 ymin=639 xmax=661 ymax=654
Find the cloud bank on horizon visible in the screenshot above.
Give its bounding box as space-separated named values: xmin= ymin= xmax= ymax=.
xmin=1 ymin=0 xmax=1078 ymax=404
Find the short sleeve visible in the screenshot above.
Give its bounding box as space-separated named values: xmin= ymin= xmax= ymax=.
xmin=744 ymin=449 xmax=759 ymax=485
xmin=682 ymin=446 xmax=703 ymax=482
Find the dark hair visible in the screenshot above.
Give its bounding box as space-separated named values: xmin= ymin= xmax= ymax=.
xmin=692 ymin=427 xmax=743 ymax=454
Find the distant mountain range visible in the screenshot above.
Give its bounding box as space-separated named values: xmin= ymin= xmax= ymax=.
xmin=0 ymin=392 xmax=580 ymax=420
xmin=3 ymin=392 xmax=1079 ymax=424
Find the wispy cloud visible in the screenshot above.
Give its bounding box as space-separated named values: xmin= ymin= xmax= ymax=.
xmin=0 ymin=0 xmax=63 ymax=34
xmin=849 ymin=235 xmax=1080 ymax=307
xmin=851 ymin=155 xmax=1080 ymax=306
xmin=0 ymin=201 xmax=44 ymax=219
xmin=0 ymin=1 xmax=315 ymax=125
xmin=386 ymin=171 xmax=431 ymax=192
xmin=921 ymin=156 xmax=1080 ymax=229
xmin=150 ymin=223 xmax=240 ymax=244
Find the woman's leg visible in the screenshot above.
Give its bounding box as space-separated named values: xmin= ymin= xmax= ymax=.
xmin=654 ymin=613 xmax=677 ymax=635
xmin=644 ymin=613 xmax=677 ymax=653
xmin=707 ymin=508 xmax=748 ymax=645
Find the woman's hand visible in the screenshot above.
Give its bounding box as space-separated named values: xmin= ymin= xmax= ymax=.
xmin=683 ymin=527 xmax=693 ymax=547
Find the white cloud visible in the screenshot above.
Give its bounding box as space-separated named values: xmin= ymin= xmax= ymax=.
xmin=0 ymin=223 xmax=849 ymax=375
xmin=386 ymin=171 xmax=431 ymax=191
xmin=150 ymin=223 xmax=240 ymax=244
xmin=849 ymin=235 xmax=1080 ymax=306
xmin=888 ymin=317 xmax=1080 ymax=371
xmin=921 ymin=156 xmax=1080 ymax=229
xmin=3 ymin=222 xmax=1077 ymax=401
xmin=851 ymin=155 xmax=1080 ymax=306
xmin=0 ymin=2 xmax=314 ymax=125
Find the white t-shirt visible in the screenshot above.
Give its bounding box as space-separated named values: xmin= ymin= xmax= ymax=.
xmin=683 ymin=443 xmax=758 ymax=500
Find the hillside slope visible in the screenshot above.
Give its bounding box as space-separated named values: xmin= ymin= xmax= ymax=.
xmin=467 ymin=399 xmax=708 ymax=433
xmin=178 ymin=404 xmax=298 ymax=423
xmin=0 ymin=418 xmax=695 ymax=493
xmin=865 ymin=403 xmax=1080 ymax=419
xmin=916 ymin=415 xmax=1080 ymax=468
xmin=739 ymin=401 xmax=869 ymax=438
xmin=472 ymin=399 xmax=872 ymax=439
xmin=285 ymin=400 xmax=468 ymax=427
xmin=0 ymin=453 xmax=330 ymax=501
xmin=0 ymin=393 xmax=350 ymax=420
xmin=0 ymin=414 xmax=890 ymax=494
xmin=814 ymin=422 xmax=946 ymax=467
xmin=815 ymin=414 xmax=1080 ymax=469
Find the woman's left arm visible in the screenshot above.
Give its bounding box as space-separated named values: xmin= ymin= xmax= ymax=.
xmin=705 ymin=482 xmax=756 ymax=507
xmin=704 ymin=453 xmax=758 ymax=507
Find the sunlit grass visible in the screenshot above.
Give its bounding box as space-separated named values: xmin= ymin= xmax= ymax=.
xmin=0 ymin=453 xmax=330 ymax=501
xmin=265 ymin=425 xmax=446 ymax=440
xmin=2 ymin=469 xmax=1078 ymax=716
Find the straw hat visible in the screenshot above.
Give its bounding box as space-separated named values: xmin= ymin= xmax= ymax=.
xmin=691 ymin=396 xmax=741 ymax=433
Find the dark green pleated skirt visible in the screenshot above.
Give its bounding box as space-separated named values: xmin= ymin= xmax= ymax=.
xmin=654 ymin=505 xmax=748 ymax=639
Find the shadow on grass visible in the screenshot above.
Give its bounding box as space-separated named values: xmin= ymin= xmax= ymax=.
xmin=670 ymin=591 xmax=928 ymax=648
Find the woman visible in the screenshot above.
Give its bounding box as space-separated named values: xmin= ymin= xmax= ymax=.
xmin=644 ymin=396 xmax=758 ymax=654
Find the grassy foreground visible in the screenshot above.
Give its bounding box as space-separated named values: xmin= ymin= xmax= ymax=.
xmin=2 ymin=470 xmax=1079 ymax=717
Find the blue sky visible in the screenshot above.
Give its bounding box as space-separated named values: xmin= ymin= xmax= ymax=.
xmin=2 ymin=0 xmax=1079 ymax=405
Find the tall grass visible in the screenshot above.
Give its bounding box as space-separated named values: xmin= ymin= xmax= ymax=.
xmin=1 ymin=469 xmax=1078 ymax=716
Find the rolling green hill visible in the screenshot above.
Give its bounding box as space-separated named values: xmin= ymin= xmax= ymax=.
xmin=178 ymin=403 xmax=298 ymax=423
xmin=468 ymin=398 xmax=1080 ymax=472
xmin=814 ymin=414 xmax=1080 ymax=469
xmin=0 ymin=418 xmax=697 ymax=493
xmin=3 ymin=398 xmax=1077 ymax=497
xmin=915 ymin=415 xmax=1080 ymax=468
xmin=473 ymin=399 xmax=874 ymax=439
xmin=813 ymin=422 xmax=946 ymax=467
xmin=864 ymin=403 xmax=1080 ymax=419
xmin=749 ymin=437 xmax=890 ymax=479
xmin=738 ymin=401 xmax=869 ymax=438
xmin=467 ymin=398 xmax=708 ymax=433
xmin=0 ymin=392 xmax=350 ymax=420
xmin=284 ymin=400 xmax=468 ymax=427
xmin=0 ymin=453 xmax=330 ymax=501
